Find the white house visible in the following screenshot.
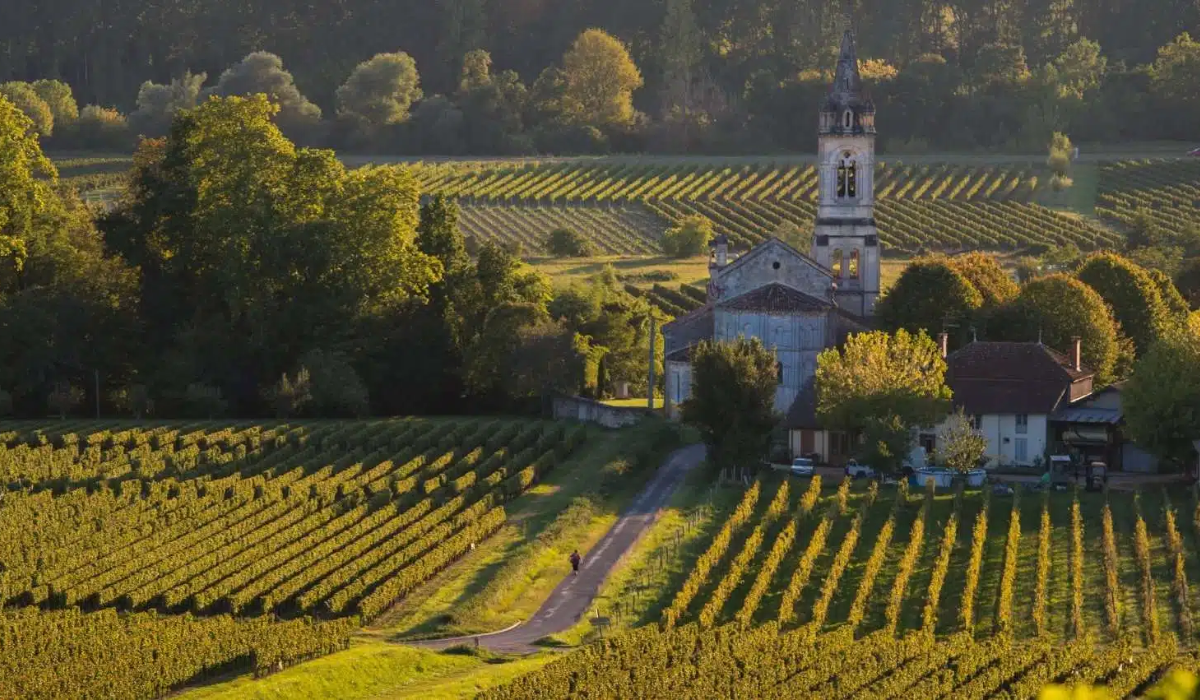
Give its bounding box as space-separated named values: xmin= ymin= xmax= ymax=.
xmin=662 ymin=22 xmax=878 ymax=466
xmin=926 ymin=337 xmax=1095 ymax=468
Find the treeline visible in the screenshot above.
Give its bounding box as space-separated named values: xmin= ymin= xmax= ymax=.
xmin=0 ymin=94 xmax=662 ymax=419
xmin=1 ymin=0 xmax=1198 ymax=154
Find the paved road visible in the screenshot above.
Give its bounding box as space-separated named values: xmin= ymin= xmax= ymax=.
xmin=408 ymin=443 xmax=705 ymax=654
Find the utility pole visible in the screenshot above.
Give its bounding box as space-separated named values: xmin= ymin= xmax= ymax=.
xmin=647 ymin=315 xmax=657 ymax=411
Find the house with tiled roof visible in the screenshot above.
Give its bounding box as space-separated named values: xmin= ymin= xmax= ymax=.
xmin=662 ymin=23 xmax=880 ymax=466
xmin=929 ymin=337 xmax=1096 ymax=468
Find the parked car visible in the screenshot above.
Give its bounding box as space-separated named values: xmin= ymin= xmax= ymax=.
xmin=845 ymin=460 xmax=876 ymax=479
xmin=790 ymin=457 xmax=815 ymax=476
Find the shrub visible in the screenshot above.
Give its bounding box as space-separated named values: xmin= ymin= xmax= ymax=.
xmin=662 ymin=215 xmax=713 ymax=258
xmin=546 ymin=227 xmax=596 ymax=257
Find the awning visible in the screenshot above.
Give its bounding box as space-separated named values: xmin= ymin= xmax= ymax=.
xmin=1052 ymin=407 xmax=1122 ymax=425
xmin=1062 ymin=426 xmax=1111 ymax=445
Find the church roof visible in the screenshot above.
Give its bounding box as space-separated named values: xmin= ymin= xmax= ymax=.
xmin=718 ymin=283 xmax=833 ymax=314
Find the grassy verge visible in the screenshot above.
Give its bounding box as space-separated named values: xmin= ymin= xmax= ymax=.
xmin=372 ymin=422 xmax=684 ymax=639
xmin=176 ymin=642 xmax=553 ymax=700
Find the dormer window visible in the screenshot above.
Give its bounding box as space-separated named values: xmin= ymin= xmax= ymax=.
xmin=844 ymin=110 xmax=853 ymax=129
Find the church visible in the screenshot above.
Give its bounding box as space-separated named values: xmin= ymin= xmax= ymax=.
xmin=663 ymin=25 xmax=880 ymax=466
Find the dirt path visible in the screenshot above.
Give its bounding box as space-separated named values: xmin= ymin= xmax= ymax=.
xmin=407 ymin=443 xmax=705 ymax=654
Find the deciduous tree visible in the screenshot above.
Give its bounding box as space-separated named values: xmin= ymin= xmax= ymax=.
xmin=816 ymin=329 xmax=952 ymax=472
xmin=559 ymin=29 xmax=644 ymax=130
xmin=937 ymin=409 xmax=988 ymax=472
xmin=0 ymin=83 xmax=53 ymax=136
xmin=206 ymin=52 xmax=322 ymax=136
xmin=682 ymin=337 xmax=780 ymax=477
xmin=878 ymin=258 xmax=983 ymax=344
xmin=1124 ymin=326 xmax=1200 ymax=470
xmin=1076 ymin=252 xmax=1172 ymax=356
xmin=949 ymin=252 xmax=1019 ymax=308
xmin=336 ymin=52 xmax=423 ymax=128
xmin=662 ymin=214 xmax=713 ymax=258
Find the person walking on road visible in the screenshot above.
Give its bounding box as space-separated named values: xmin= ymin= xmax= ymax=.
xmin=569 ymin=550 xmax=581 ymax=576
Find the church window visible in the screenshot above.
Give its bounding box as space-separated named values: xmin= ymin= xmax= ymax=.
xmin=836 ymin=153 xmax=857 ymax=200
xmin=844 ymin=110 xmax=853 ymax=129
xmin=849 ymin=250 xmax=860 ymax=279
xmin=832 ymin=249 xmax=843 ymax=278
xmin=776 ymin=361 xmax=784 ymax=385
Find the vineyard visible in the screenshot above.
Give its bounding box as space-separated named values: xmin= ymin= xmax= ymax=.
xmin=1098 ymin=158 xmax=1200 ymax=240
xmin=0 ymin=417 xmax=590 ymax=699
xmin=411 ymin=160 xmax=1123 ymax=255
xmin=487 ymin=476 xmax=1200 ymax=698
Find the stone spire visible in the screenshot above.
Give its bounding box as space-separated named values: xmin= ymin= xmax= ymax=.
xmin=830 ymin=7 xmax=862 ymax=102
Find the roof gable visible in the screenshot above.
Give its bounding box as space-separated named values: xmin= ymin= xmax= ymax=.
xmin=718 ymin=283 xmax=833 ymax=314
xmin=715 ymin=238 xmax=832 ymax=283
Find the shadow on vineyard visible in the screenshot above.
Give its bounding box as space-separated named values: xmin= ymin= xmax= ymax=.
xmin=1 ymin=417 xmax=674 ymax=699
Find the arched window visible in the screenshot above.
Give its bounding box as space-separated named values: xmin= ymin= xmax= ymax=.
xmin=832 ymin=249 xmax=843 ymax=278
xmin=836 ymin=152 xmax=857 ymax=200
xmin=849 ymin=250 xmax=860 ymax=279
xmin=776 ymin=361 xmax=784 ymax=385
xmin=844 ymin=110 xmax=853 ymax=129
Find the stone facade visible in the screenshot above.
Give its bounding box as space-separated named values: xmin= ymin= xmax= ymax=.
xmin=662 ymin=23 xmax=879 ymax=434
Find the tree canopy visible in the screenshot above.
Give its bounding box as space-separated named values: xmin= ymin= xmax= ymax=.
xmin=1124 ymin=325 xmax=1200 ymax=470
xmin=816 ymin=329 xmax=952 ymax=471
xmin=558 ymin=29 xmax=644 ymax=130
xmin=681 ymin=337 xmax=780 ymax=475
xmin=877 ymin=258 xmax=983 ymax=345
xmin=1076 ymin=252 xmax=1174 ymax=356
xmin=336 ymin=52 xmax=423 ymax=128
xmin=999 ymin=274 xmax=1120 ymax=383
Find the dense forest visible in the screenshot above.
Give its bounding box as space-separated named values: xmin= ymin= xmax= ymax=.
xmin=3 ymin=0 xmax=1198 ymax=154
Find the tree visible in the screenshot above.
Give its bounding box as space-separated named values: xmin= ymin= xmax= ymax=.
xmin=877 ymin=258 xmax=983 ymax=343
xmin=936 ymin=409 xmax=988 ymax=472
xmin=1047 ymin=132 xmax=1073 ymax=190
xmin=1175 ymin=258 xmax=1200 ymax=310
xmin=1076 ymin=252 xmax=1172 ymax=356
xmin=31 ymin=79 xmax=78 ymax=128
xmin=0 ymin=83 xmax=53 ymax=136
xmin=129 ymin=72 xmax=206 ymax=136
xmin=816 ymin=329 xmax=952 ymax=473
xmin=546 ymin=228 xmax=596 ymax=257
xmin=949 ymin=252 xmax=1019 ymax=308
xmin=681 ymin=337 xmax=780 ymax=478
xmin=662 ymin=215 xmax=713 ymax=258
xmin=263 ymin=366 xmax=312 ymax=418
xmin=71 ymin=105 xmax=131 ymax=149
xmin=559 ymin=29 xmax=644 ymax=130
xmin=658 ymin=0 xmax=702 ymax=115
xmin=101 ymin=95 xmax=438 ymax=411
xmin=1151 ymin=33 xmax=1200 ymax=137
xmin=1148 ymin=268 xmax=1191 ymax=322
xmin=47 ymin=381 xmax=83 ymax=419
xmin=206 ymin=52 xmax=322 ymax=136
xmin=1050 ymin=39 xmax=1107 ymax=99
xmin=1000 ymin=274 xmax=1120 ymax=383
xmin=972 ymin=43 xmax=1031 ymax=85
xmin=0 ymin=96 xmax=56 ymax=291
xmin=297 ymin=349 xmax=370 ymax=417
xmin=1124 ymin=326 xmax=1200 ymax=470
xmin=336 ymin=52 xmax=423 ymax=128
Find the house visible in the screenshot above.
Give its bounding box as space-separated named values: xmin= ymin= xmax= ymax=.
xmin=1051 ymin=382 xmax=1162 ymax=473
xmin=930 ymin=337 xmax=1094 ymax=468
xmin=662 ymin=21 xmax=878 ymax=466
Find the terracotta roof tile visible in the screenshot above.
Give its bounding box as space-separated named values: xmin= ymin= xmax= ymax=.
xmin=946 ymin=342 xmax=1093 ymax=415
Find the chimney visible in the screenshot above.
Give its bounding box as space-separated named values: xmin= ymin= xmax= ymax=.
xmin=711 ymin=235 xmax=729 ymax=268
xmin=937 ymin=332 xmax=948 ymax=359
xmin=1071 ymin=336 xmax=1082 ymax=371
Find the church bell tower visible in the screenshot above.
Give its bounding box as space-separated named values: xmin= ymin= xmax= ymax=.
xmin=811 ymin=18 xmax=881 ymax=318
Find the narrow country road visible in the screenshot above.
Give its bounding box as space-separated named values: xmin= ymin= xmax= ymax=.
xmin=407 ymin=443 xmax=705 ymax=654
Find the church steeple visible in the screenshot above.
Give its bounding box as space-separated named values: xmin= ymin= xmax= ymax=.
xmin=819 ymin=15 xmax=875 ymax=136
xmin=811 ymin=7 xmax=881 ymax=319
